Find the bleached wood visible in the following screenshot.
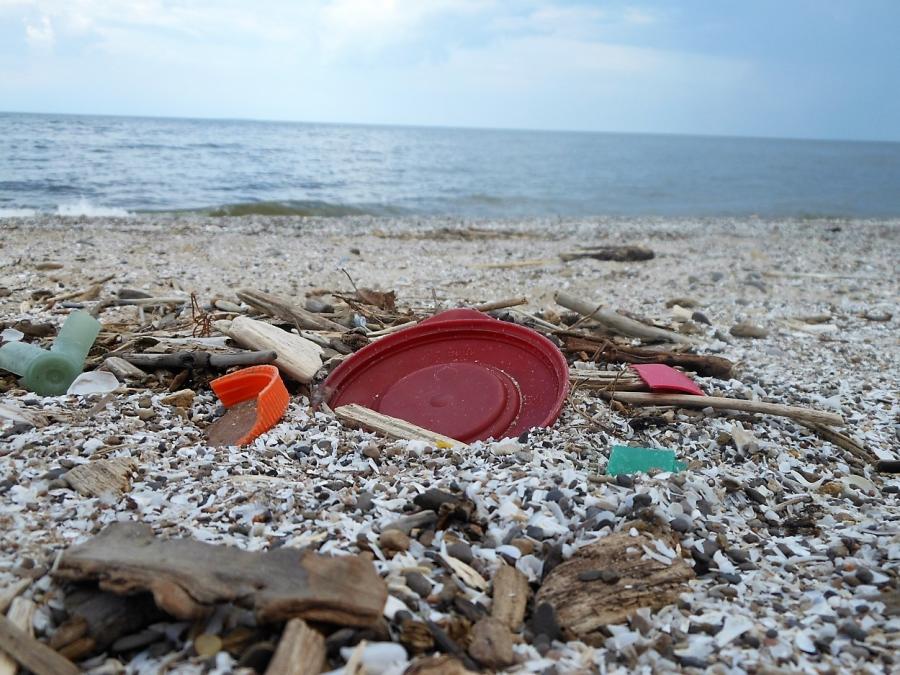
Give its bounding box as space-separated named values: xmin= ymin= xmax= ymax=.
xmin=603 ymin=391 xmax=844 ymax=426
xmin=0 ymin=598 xmax=36 ymax=675
xmin=0 ymin=614 xmax=79 ymax=675
xmin=236 ymin=288 xmax=347 ymax=332
xmin=555 ymin=291 xmax=698 ymax=345
xmin=335 ymin=404 xmax=466 ymax=447
xmin=491 ymin=565 xmax=529 ymax=630
xmin=216 ymin=316 xmax=322 ymax=383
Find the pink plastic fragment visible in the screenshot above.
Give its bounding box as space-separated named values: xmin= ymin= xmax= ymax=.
xmin=630 ymin=364 xmax=705 ymax=396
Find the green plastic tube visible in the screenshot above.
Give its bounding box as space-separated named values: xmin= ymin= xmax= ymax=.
xmin=0 ymin=310 xmax=101 ymax=395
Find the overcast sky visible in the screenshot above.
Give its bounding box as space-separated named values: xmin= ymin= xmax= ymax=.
xmin=1 ymin=1 xmax=898 ymax=141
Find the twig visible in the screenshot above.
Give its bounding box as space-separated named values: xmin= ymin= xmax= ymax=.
xmin=473 ymin=297 xmax=528 ymax=312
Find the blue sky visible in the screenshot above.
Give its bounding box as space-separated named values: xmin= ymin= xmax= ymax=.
xmin=1 ymin=1 xmax=898 ymax=141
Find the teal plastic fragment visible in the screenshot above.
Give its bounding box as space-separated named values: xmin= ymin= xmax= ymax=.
xmin=606 ymin=445 xmax=687 ymax=476
xmin=0 ymin=310 xmax=101 ymax=396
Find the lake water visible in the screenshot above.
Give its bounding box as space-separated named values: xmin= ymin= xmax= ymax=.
xmin=2 ymin=111 xmax=899 ymax=218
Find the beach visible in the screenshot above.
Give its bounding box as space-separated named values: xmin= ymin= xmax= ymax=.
xmin=0 ymin=214 xmax=898 ymax=673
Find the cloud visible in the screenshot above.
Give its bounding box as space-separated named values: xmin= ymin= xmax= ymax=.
xmin=24 ymin=14 xmax=53 ymax=47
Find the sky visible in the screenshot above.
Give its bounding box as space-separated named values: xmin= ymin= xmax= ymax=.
xmin=1 ymin=1 xmax=898 ymax=141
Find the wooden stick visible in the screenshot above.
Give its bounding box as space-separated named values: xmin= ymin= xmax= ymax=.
xmin=335 ymin=404 xmax=466 ymax=447
xmin=265 ymin=618 xmax=325 ymax=675
xmin=569 ymin=368 xmax=647 ymax=391
xmin=555 ymin=291 xmax=698 ymax=345
xmin=560 ymin=334 xmax=734 ymax=379
xmin=102 ymin=356 xmax=149 ymax=382
xmin=112 ymin=297 xmax=189 ymax=306
xmin=470 ymin=259 xmax=555 ymax=270
xmin=796 ymin=420 xmax=878 ymax=464
xmin=236 ymin=288 xmax=347 ymax=332
xmin=560 ymin=246 xmax=654 ymax=262
xmin=120 ymin=350 xmax=277 ymax=370
xmin=602 ymin=391 xmax=844 ymax=427
xmin=473 ymin=297 xmax=528 ymax=312
xmin=0 ymin=614 xmax=79 ymax=675
xmin=491 ymin=565 xmax=530 ymax=631
xmin=0 ymin=582 xmax=30 ymax=616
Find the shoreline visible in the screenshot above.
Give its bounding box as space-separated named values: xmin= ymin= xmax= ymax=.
xmin=0 ymin=215 xmax=898 ymax=673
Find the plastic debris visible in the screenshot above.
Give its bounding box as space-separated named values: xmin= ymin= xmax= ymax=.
xmin=606 ymin=445 xmax=687 ymax=476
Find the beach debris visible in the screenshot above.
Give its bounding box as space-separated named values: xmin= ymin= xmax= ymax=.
xmin=0 ymin=402 xmax=47 ymax=430
xmin=467 ymin=617 xmax=516 ymax=669
xmin=327 ymin=309 xmax=568 ymax=442
xmin=405 ymin=655 xmax=475 ymax=675
xmin=336 ymin=404 xmax=465 ymax=447
xmin=51 ymin=589 xmax=162 ymax=660
xmin=491 ymin=565 xmax=530 ymax=630
xmin=0 ymin=613 xmax=79 ymax=675
xmin=160 ymin=388 xmax=195 ymax=408
xmin=101 ymin=356 xmax=148 ymax=382
xmin=66 ymin=370 xmax=120 ymax=396
xmin=535 ymin=530 xmax=694 ymax=641
xmin=120 ymin=349 xmax=277 ymax=371
xmin=265 ymin=618 xmax=325 ymax=675
xmin=55 ymin=522 xmax=387 ymax=626
xmin=875 ymin=460 xmax=900 ymax=474
xmin=207 ymin=365 xmax=289 ymax=447
xmin=601 ymin=391 xmax=844 ymax=426
xmin=236 ymin=288 xmax=348 ymax=332
xmin=63 ymin=457 xmax=136 ymax=497
xmin=0 ymin=310 xmax=101 ymax=395
xmin=606 ymin=445 xmax=687 ymax=476
xmin=561 ymin=334 xmax=734 ymax=378
xmin=0 ymin=597 xmax=36 ymax=675
xmin=629 ymin=364 xmax=705 ymax=396
xmin=729 ymin=322 xmax=769 ymax=339
xmin=215 ymin=316 xmax=322 ymax=383
xmin=560 ymin=245 xmax=655 ymax=262
xmin=0 ymin=328 xmax=24 ymax=343
xmin=472 ymin=296 xmax=528 ymax=312
xmin=340 ymin=642 xmax=408 ymax=674
xmin=555 ymin=291 xmax=699 ymax=345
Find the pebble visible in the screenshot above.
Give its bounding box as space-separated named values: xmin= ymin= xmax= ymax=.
xmin=838 ymin=621 xmax=867 ymax=641
xmin=855 ymin=567 xmax=874 ymax=584
xmin=730 ymin=322 xmax=769 ymax=339
xmin=379 ymin=529 xmax=411 ymax=553
xmin=446 ymin=542 xmax=473 ymax=565
xmin=530 ymin=603 xmax=563 ymax=642
xmin=670 ymin=516 xmax=691 ymax=533
xmin=404 ymin=572 xmax=432 ymax=598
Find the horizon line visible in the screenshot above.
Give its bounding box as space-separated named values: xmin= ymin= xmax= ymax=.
xmin=2 ymin=108 xmax=899 ymax=146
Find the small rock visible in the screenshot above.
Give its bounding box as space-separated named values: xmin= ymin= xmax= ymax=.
xmin=670 ymin=517 xmax=691 ymax=533
xmin=692 ymin=311 xmax=712 ymax=325
xmin=379 ymin=529 xmax=411 ymax=553
xmin=839 ymin=621 xmax=867 ymax=641
xmin=305 ymin=297 xmax=334 ymax=313
xmin=730 ymin=322 xmax=768 ymax=339
xmin=530 ymin=602 xmax=563 ymax=642
xmin=161 ymin=389 xmax=195 ymax=408
xmin=446 ymin=542 xmax=474 ymax=565
xmin=363 ymin=445 xmax=381 ymax=460
xmin=193 ymin=633 xmax=222 ymax=658
xmin=855 ymin=566 xmax=874 ymax=584
xmin=356 ymin=492 xmax=374 ymax=511
xmin=405 ymin=572 xmax=432 ymax=597
xmin=414 ymin=489 xmax=457 ymax=511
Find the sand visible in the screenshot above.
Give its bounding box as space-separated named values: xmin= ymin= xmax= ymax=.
xmin=0 ymin=215 xmax=898 ymax=674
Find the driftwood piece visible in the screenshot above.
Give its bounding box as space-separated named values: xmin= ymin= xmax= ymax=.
xmin=0 ymin=404 xmax=47 ymax=430
xmin=236 ymin=288 xmax=347 ymax=332
xmin=0 ymin=598 xmax=36 ymax=675
xmin=112 ymin=297 xmax=189 ymax=307
xmin=0 ymin=614 xmax=79 ymax=675
xmin=560 ymin=246 xmax=654 ymax=262
xmin=121 ymin=350 xmax=277 ymax=371
xmin=473 ymin=297 xmax=528 ymax=312
xmin=335 ymin=404 xmax=466 ymax=447
xmin=216 ymin=317 xmax=322 ymax=383
xmin=603 ymin=391 xmax=844 ymax=427
xmin=560 ymin=334 xmax=734 ymax=379
xmin=55 ymin=522 xmax=386 ymax=627
xmin=102 ymin=357 xmax=148 ymax=382
xmin=467 ymin=617 xmax=515 ymax=669
xmin=491 ymin=565 xmax=529 ymax=630
xmin=535 ymin=531 xmax=694 ymax=642
xmin=797 ymin=420 xmax=877 ymax=464
xmin=555 ymin=292 xmax=698 ymax=345
xmin=63 ymin=458 xmax=136 ymax=498
xmin=0 ymin=582 xmax=30 ymax=616
xmin=265 ymin=618 xmax=325 ymax=675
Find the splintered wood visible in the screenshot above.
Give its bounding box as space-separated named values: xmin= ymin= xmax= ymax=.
xmin=335 ymin=404 xmax=466 ymax=448
xmin=55 ymin=523 xmax=387 ymax=627
xmin=265 ymin=618 xmax=325 ymax=675
xmin=491 ymin=565 xmax=529 ymax=630
xmin=63 ymin=458 xmax=136 ymax=498
xmin=536 ymin=531 xmax=694 ymax=642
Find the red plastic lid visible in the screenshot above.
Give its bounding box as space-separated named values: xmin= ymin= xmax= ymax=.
xmin=325 ymin=309 xmax=568 ymax=443
xmin=630 ymin=364 xmax=705 ymax=396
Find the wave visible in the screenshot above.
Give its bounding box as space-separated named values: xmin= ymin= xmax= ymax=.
xmin=0 ymin=198 xmax=131 ymax=218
